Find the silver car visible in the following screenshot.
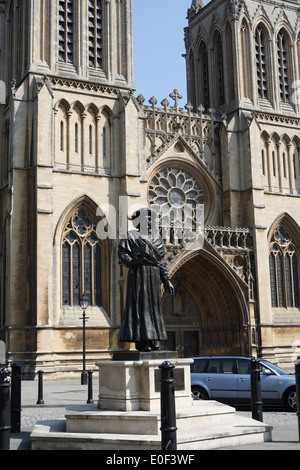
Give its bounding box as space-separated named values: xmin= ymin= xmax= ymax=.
xmin=190 ymin=356 xmax=297 ymax=411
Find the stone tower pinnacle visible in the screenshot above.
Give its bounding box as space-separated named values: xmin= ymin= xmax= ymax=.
xmin=191 ymin=0 xmax=205 ymax=8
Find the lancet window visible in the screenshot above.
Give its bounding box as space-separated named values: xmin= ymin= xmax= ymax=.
xmin=212 ymin=31 xmax=224 ymax=108
xmin=240 ymin=20 xmax=251 ymax=100
xmin=88 ymin=0 xmax=103 ymax=69
xmin=58 ymin=0 xmax=74 ymax=63
xmin=198 ymin=42 xmax=209 ymax=110
xmin=277 ymin=30 xmax=290 ymax=103
xmin=255 ymin=26 xmax=268 ymax=99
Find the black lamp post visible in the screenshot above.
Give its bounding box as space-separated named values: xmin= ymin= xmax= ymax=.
xmin=79 ymin=293 xmax=89 ymax=385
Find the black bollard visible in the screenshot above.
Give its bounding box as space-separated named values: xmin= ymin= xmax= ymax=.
xmin=87 ymin=370 xmax=94 ymax=404
xmin=250 ymin=357 xmax=263 ymax=422
xmin=159 ymin=361 xmax=177 ymax=450
xmin=10 ymin=363 xmax=22 ymax=433
xmin=0 ymin=367 xmax=11 ymax=450
xmin=36 ymin=370 xmax=44 ymax=405
xmin=295 ymin=357 xmax=300 ymax=442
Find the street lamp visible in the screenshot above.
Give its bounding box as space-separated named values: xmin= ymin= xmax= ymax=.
xmin=79 ymin=293 xmax=89 ymax=385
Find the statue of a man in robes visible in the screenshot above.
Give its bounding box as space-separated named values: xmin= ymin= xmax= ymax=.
xmin=118 ymin=207 xmax=175 ymax=352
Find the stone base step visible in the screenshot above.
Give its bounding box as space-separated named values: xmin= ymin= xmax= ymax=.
xmin=30 ymin=406 xmax=272 ymax=450
xmin=64 ymin=401 xmax=240 ymax=436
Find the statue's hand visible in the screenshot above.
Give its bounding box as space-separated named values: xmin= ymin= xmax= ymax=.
xmin=165 ymin=280 xmax=175 ymax=295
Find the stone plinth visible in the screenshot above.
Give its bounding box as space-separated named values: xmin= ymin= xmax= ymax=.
xmin=30 ymin=353 xmax=273 ymax=450
xmin=96 ymin=352 xmax=193 ymax=412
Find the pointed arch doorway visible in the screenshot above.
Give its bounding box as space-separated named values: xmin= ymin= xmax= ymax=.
xmin=162 ymin=249 xmax=250 ymax=357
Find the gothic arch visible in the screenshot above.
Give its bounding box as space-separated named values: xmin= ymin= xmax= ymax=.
xmin=54 ymin=195 xmax=100 ymax=246
xmin=268 ymin=214 xmax=300 ymax=309
xmin=54 ymin=100 xmax=69 ymax=166
xmin=224 ymin=20 xmax=235 ymax=103
xmin=276 ymin=27 xmax=294 ymax=104
xmin=292 ymin=137 xmax=300 ymax=193
xmin=267 ymin=213 xmax=300 ymax=245
xmin=71 ymin=100 xmax=85 ymax=114
xmin=100 ymin=104 xmax=113 ymax=119
xmin=87 ymin=103 xmax=99 ymax=117
xmin=54 ymin=195 xmax=111 ymax=315
xmin=210 ymin=28 xmax=224 ymax=108
xmin=274 ymin=24 xmax=293 ymax=43
xmin=240 ymin=18 xmax=252 ymax=100
xmin=254 ymin=22 xmax=272 ymax=102
xmin=162 ymin=243 xmax=250 ymax=356
xmin=197 ymin=40 xmax=210 ymax=110
xmin=261 ymin=130 xmax=269 ymax=141
xmin=99 ymin=105 xmax=113 ymax=170
xmin=85 ymin=105 xmax=98 ymax=164
xmin=55 ymin=98 xmax=70 ymax=112
xmin=253 ymin=17 xmax=273 ymax=39
xmin=281 ymin=133 xmax=291 ymax=145
xmin=292 ymin=135 xmax=300 ymax=147
xmin=270 ymin=131 xmax=280 ymax=143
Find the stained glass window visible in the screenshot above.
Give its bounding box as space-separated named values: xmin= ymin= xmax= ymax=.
xmin=72 ymin=243 xmax=80 ymax=305
xmin=61 ymin=207 xmax=102 ymax=307
xmin=269 ymin=225 xmax=300 ymax=308
xmin=148 ymin=167 xmax=204 ymax=244
xmin=62 ymin=242 xmax=70 ymax=305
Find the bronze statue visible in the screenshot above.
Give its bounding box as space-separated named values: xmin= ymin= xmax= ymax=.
xmin=118 ymin=208 xmax=175 ymax=352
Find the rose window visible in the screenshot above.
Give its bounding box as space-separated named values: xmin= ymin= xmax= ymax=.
xmin=148 ymin=167 xmax=204 ymax=243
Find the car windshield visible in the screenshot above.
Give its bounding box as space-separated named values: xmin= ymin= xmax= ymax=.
xmin=261 ymin=360 xmax=291 ymax=375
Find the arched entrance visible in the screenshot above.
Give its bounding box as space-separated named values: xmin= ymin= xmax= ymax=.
xmin=162 ymin=248 xmax=250 ymax=357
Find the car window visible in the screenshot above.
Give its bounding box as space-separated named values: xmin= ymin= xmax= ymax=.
xmin=261 ymin=360 xmax=290 ymax=375
xmin=259 ymin=363 xmax=274 ymax=375
xmin=191 ymin=359 xmax=208 ymax=373
xmin=238 ymin=359 xmax=251 ymax=374
xmin=207 ymin=358 xmax=237 ymax=374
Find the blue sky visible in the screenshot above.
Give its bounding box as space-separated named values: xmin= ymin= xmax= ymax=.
xmin=132 ymin=0 xmax=192 ymax=107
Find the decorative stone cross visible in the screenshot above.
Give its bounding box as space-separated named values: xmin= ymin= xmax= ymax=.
xmin=169 ymin=89 xmax=183 ymax=112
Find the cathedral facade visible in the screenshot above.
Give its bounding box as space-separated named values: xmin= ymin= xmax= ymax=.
xmin=0 ymin=0 xmax=300 ymax=377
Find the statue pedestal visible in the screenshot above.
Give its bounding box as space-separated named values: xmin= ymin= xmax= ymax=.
xmin=30 ymin=351 xmax=273 ymax=449
xmin=96 ymin=351 xmax=193 ymax=412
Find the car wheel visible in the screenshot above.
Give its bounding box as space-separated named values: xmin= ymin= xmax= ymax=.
xmin=285 ymin=387 xmax=297 ymax=412
xmin=191 ymin=386 xmax=209 ymax=400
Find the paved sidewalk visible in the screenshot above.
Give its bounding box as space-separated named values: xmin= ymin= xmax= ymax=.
xmin=19 ymin=377 xmax=99 ymax=407
xmin=7 ymin=378 xmax=300 ymax=451
xmin=9 ymin=377 xmax=99 ymax=451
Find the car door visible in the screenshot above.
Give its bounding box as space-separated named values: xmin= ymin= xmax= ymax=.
xmin=236 ymin=358 xmax=280 ymax=404
xmin=259 ymin=362 xmax=280 ymax=403
xmin=204 ymin=358 xmax=238 ymax=404
xmin=236 ymin=358 xmax=251 ymax=403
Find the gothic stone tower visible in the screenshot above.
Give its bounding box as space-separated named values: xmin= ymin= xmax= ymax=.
xmin=0 ymin=0 xmax=147 ymax=376
xmin=185 ymin=0 xmax=300 ymax=367
xmin=1 ymin=0 xmax=300 ymax=377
